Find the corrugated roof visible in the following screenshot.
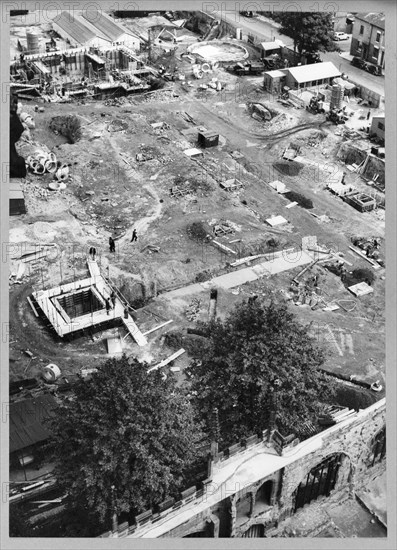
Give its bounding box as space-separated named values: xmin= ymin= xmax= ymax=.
xmin=260 ymin=40 xmax=283 ymax=50
xmin=265 ymin=69 xmax=287 ymax=78
xmin=53 ymin=11 xmax=96 ymax=45
xmin=10 ymin=395 xmax=57 ymax=453
xmin=355 ymin=12 xmax=385 ymax=29
xmin=81 ymin=10 xmax=130 ymax=41
xmin=288 ymin=62 xmax=341 ymax=83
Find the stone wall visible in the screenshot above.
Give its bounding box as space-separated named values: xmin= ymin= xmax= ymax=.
xmin=102 ymin=399 xmax=386 ymax=538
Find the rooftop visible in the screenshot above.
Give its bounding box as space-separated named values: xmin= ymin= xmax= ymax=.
xmin=288 ymin=61 xmax=341 ymax=83
xmin=355 ymin=12 xmax=385 ymax=29
xmin=10 ymin=395 xmax=57 ymax=453
xmin=81 ymin=10 xmax=132 ymax=41
xmin=52 ymin=11 xmax=96 ymax=45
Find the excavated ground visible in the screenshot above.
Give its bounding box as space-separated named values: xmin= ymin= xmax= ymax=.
xmin=10 ymin=61 xmax=385 ymax=396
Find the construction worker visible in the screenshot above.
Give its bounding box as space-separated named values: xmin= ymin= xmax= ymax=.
xmin=131 ymin=229 xmax=138 ymax=243
xmin=109 ymin=236 xmax=115 ymax=253
xmin=105 ymin=298 xmax=111 ymax=315
xmin=110 ymin=290 xmax=116 ymax=307
xmin=340 ymin=265 xmax=347 ymax=282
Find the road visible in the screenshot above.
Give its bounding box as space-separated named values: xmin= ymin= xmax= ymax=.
xmin=213 ymin=12 xmax=385 ymax=97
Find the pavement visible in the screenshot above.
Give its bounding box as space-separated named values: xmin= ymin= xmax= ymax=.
xmin=161 ymin=250 xmax=313 ymax=300
xmin=356 ymin=470 xmax=387 ymax=527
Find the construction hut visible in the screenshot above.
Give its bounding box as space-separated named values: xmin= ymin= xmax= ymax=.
xmin=198 ymin=130 xmax=219 ymax=148
xmin=52 ymin=11 xmax=109 ymax=48
xmin=80 ymin=10 xmax=140 ymax=50
xmin=260 ymin=39 xmax=283 ymax=58
xmin=9 ymin=395 xmax=57 ymax=472
xmin=370 ymin=116 xmax=385 ymax=141
xmin=285 ymin=61 xmax=341 ymax=90
xmin=10 ymin=179 xmax=26 ymax=216
xmin=263 ymin=69 xmax=287 ymax=93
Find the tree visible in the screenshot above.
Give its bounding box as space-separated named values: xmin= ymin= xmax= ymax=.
xmin=185 ymin=299 xmax=335 ymax=448
xmin=276 ymin=12 xmax=337 ymax=55
xmin=50 ymin=356 xmax=204 ymax=533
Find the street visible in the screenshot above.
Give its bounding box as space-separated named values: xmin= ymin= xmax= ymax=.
xmin=213 ymin=12 xmax=385 ymax=97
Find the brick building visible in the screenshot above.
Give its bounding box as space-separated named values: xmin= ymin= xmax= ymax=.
xmin=350 ymin=13 xmax=385 ymax=69
xmin=100 ymin=399 xmax=386 ymax=539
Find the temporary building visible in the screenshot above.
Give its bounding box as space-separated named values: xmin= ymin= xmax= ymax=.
xmin=10 ymin=178 xmax=26 ymax=216
xmin=285 ymin=62 xmax=341 ymax=90
xmin=263 ymin=69 xmax=287 ymax=93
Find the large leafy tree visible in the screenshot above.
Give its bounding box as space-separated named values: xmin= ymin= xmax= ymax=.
xmin=50 ymin=356 xmax=203 ymax=532
xmin=276 ymin=12 xmax=337 ymax=55
xmin=186 ymin=299 xmax=335 ymax=448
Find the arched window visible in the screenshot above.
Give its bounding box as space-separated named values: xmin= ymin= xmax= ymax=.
xmin=242 ymin=524 xmax=265 ymax=537
xmin=294 ymin=454 xmax=343 ymax=512
xmin=370 ymin=427 xmax=386 ymax=466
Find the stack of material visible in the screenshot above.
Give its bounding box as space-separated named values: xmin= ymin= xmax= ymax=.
xmin=185 ymin=298 xmax=202 ymax=321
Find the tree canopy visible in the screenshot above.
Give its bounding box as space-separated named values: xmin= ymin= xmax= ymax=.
xmin=275 ymin=12 xmax=337 ymax=55
xmin=50 ymin=356 xmax=204 ymax=532
xmin=185 ymin=299 xmax=335 ymax=448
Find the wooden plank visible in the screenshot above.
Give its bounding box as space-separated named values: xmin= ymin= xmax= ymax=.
xmin=27 ymin=296 xmax=39 ymax=318
xmin=147 ymin=349 xmax=185 ymax=373
xmin=348 ymin=245 xmax=380 ymax=269
xmin=142 ymin=319 xmax=173 ymax=336
xmin=212 ymin=240 xmax=237 ymax=255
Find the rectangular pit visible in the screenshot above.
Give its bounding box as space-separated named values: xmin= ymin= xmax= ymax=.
xmin=55 ymin=288 xmax=103 ymax=319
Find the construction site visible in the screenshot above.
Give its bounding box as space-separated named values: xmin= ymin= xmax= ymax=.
xmin=8 ymin=9 xmax=386 ymax=538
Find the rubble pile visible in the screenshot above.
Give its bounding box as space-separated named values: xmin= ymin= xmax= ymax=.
xmin=185 ymin=298 xmax=202 ymax=321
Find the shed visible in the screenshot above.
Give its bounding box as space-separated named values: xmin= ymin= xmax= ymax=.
xmin=285 ymin=62 xmax=341 ymax=90
xmin=370 ymin=116 xmax=385 ymax=141
xmin=260 ymin=39 xmax=283 ymax=58
xmin=198 ymin=130 xmax=219 ymax=148
xmin=10 ymin=179 xmax=26 ymax=216
xmin=9 ymin=395 xmax=57 ymax=457
xmin=263 ymin=69 xmax=287 ymax=93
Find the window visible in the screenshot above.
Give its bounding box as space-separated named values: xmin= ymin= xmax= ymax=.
xmin=370 ymin=428 xmax=386 ymax=466
xmin=373 ymin=46 xmax=380 ymax=60
xmin=375 ymin=31 xmax=381 ymax=43
xmin=293 ymin=454 xmax=343 ymax=512
xmin=378 ymin=122 xmax=385 ymax=131
xmin=359 ymin=25 xmax=364 ymax=35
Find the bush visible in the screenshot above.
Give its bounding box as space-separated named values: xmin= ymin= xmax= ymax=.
xmin=164 ymin=331 xmax=184 ymax=350
xmin=187 ymin=221 xmax=209 ymax=242
xmin=351 ymin=268 xmax=375 ymax=285
xmin=49 ymin=115 xmax=82 ymax=144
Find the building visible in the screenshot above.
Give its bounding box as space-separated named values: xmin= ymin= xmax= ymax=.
xmin=263 ymin=62 xmax=341 ymax=93
xmin=10 ymin=395 xmax=57 ymax=471
xmin=285 ymin=61 xmax=341 ymax=90
xmin=263 ymin=69 xmax=288 ymax=94
xmin=99 ymin=399 xmax=386 ymax=539
xmin=80 ymin=10 xmax=140 ymax=50
xmin=350 ymin=13 xmax=385 ymax=69
xmin=52 ymin=11 xmax=110 ymax=48
xmin=260 ymin=39 xmax=283 ymax=58
xmin=370 ymin=115 xmax=385 ymax=140
xmin=9 ymin=178 xmax=26 ymax=215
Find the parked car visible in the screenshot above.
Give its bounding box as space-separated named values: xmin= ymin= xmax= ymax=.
xmin=366 ymin=64 xmax=383 ymax=76
xmin=351 ymin=56 xmax=366 ymax=69
xmin=333 ymin=31 xmax=349 ymax=41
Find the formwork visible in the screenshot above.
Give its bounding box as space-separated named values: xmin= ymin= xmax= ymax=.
xmin=31 ymin=259 xmax=147 ymax=346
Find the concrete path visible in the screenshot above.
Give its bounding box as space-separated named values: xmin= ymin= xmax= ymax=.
xmin=162 ymin=250 xmax=313 ymax=300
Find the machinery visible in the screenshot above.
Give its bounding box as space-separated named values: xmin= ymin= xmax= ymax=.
xmin=306 ymin=94 xmax=325 ymax=114
xmin=326 ymin=108 xmax=349 ymax=125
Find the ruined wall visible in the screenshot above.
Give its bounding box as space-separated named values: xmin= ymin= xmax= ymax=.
xmin=276 ymin=402 xmax=385 ymax=518
xmin=102 ymin=401 xmax=386 ymax=539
